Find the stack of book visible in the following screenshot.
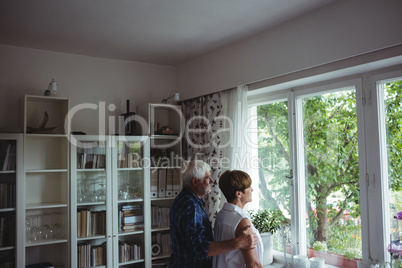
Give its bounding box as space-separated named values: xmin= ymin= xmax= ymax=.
xmin=151 ymin=205 xmax=170 ymax=228
xmin=118 ymin=240 xmax=141 ymax=263
xmin=0 ymin=143 xmax=16 ymax=171
xmin=77 ymin=242 xmax=106 ymax=268
xmin=119 ymin=204 xmax=143 ymax=232
xmin=150 ymin=168 xmax=181 ymax=199
xmin=117 ymin=152 xmax=142 ymax=168
xmin=77 ymin=210 xmax=106 ymax=237
xmin=0 ymin=182 xmax=15 ymax=208
xmin=77 ymin=152 xmax=106 ymax=169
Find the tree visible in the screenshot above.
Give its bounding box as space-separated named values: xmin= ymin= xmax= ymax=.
xmin=257 ymin=81 xmax=402 ymax=250
xmin=257 ymin=89 xmax=360 ymax=245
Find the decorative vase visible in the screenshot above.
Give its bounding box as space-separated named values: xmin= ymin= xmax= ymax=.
xmin=261 ymin=232 xmax=274 ymax=265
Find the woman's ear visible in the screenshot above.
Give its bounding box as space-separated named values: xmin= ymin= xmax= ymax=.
xmin=235 ymin=190 xmax=242 ymax=198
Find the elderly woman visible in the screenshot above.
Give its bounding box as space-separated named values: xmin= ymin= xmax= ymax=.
xmin=213 ymin=170 xmax=263 ymax=268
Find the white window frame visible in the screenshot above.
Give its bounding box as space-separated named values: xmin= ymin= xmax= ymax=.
xmin=366 ymin=69 xmax=402 ymax=264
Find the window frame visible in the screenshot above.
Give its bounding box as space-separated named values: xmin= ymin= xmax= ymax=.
xmin=248 ymin=77 xmax=370 ymax=263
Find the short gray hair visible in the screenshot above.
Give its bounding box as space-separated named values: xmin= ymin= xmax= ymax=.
xmin=181 ymin=160 xmax=211 ymax=187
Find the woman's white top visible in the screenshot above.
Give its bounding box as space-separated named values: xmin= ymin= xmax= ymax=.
xmin=212 ymin=203 xmax=263 ymax=268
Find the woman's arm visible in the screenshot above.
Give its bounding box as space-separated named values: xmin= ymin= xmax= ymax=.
xmin=235 ymin=218 xmax=263 ymax=268
xmin=207 ymin=225 xmax=258 ymax=257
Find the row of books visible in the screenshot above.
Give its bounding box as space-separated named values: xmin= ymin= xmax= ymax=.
xmin=0 ymin=183 xmax=15 ymax=208
xmin=77 ymin=242 xmax=106 ymax=268
xmin=118 ymin=240 xmax=142 ymax=263
xmin=0 ymin=214 xmax=15 ymax=247
xmin=117 ymin=153 xmax=142 ymax=168
xmin=119 ymin=204 xmax=143 ymax=232
xmin=152 ymin=233 xmax=171 ymax=255
xmin=77 ymin=153 xmax=106 ymax=169
xmin=151 ymin=206 xmax=170 ymax=228
xmin=151 ymin=169 xmax=180 ymax=199
xmin=0 ymin=143 xmax=16 ymax=171
xmin=77 ymin=210 xmax=106 ymax=237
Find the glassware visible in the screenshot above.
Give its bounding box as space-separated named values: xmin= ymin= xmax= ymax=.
xmin=42 ymin=212 xmax=53 ymax=240
xmin=53 ymin=212 xmax=63 ymax=239
xmin=25 ymin=217 xmax=32 ymax=244
xmin=31 ymin=214 xmax=42 ymax=242
xmin=98 ymin=182 xmax=106 ymax=201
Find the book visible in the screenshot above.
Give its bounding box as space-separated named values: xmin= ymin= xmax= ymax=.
xmin=172 ymin=168 xmax=181 ymax=196
xmin=158 ymin=169 xmax=166 ymax=198
xmin=150 ymin=170 xmax=158 ymax=198
xmin=166 ymin=169 xmax=173 ymax=197
xmin=2 ymin=144 xmax=12 ymax=171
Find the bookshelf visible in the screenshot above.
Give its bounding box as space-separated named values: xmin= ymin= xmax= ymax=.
xmin=0 ymin=133 xmax=23 ymax=268
xmin=71 ymin=135 xmax=151 ymax=268
xmin=112 ymin=136 xmax=150 ymax=268
xmin=23 ymin=95 xmax=70 ymax=267
xmin=70 ymin=135 xmax=110 ymax=268
xmin=138 ymin=103 xmax=183 ymax=266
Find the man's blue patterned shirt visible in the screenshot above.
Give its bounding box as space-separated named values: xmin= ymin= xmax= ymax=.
xmin=169 ymin=187 xmax=213 ymax=268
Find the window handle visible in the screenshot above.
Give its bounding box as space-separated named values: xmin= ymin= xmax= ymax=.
xmin=285 ymin=170 xmax=293 ymax=180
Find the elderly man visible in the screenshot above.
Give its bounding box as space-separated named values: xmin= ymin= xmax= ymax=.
xmin=169 ymin=160 xmax=257 ymax=268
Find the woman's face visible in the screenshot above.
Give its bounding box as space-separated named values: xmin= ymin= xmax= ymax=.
xmin=241 ymin=186 xmax=253 ymax=204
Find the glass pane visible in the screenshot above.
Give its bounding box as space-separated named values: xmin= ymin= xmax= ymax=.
xmin=302 ymin=89 xmax=362 ymax=262
xmin=381 ymin=79 xmax=402 ymax=263
xmin=250 ymin=100 xmax=291 ymax=253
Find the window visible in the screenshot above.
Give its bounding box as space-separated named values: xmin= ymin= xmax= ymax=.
xmin=248 ymin=67 xmax=402 ymax=266
xmin=249 ymin=99 xmax=292 ymax=254
xmin=300 ymin=88 xmax=362 ymax=260
xmin=377 ymin=76 xmax=402 ymax=261
xmin=248 ymin=79 xmax=365 ymax=264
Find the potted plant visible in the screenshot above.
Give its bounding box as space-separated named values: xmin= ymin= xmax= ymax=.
xmin=250 ymin=209 xmax=285 ymax=265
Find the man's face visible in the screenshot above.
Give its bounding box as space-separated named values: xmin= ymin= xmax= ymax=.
xmin=199 ymin=171 xmax=213 ymax=195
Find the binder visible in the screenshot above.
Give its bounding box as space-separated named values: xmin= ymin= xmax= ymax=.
xmin=166 ymin=169 xmax=173 ymax=197
xmin=172 ymin=168 xmax=181 ymax=196
xmin=158 ymin=169 xmax=167 ymax=198
xmin=150 ymin=171 xmax=158 ymax=198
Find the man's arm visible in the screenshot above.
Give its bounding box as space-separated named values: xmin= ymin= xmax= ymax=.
xmin=207 ymin=225 xmax=258 ymax=257
xmin=237 ymin=218 xmax=263 ymax=268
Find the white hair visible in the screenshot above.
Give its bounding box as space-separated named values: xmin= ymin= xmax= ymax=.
xmin=181 ymin=160 xmax=211 ymax=187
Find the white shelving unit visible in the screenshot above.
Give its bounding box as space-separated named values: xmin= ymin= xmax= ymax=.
xmin=138 ymin=103 xmax=183 ymax=266
xmin=70 ymin=135 xmax=150 ymax=268
xmin=23 ymin=95 xmax=70 ymax=267
xmin=0 ymin=133 xmax=23 ymax=268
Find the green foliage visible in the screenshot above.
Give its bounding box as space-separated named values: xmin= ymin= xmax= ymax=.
xmin=250 ymin=209 xmax=285 ymax=234
xmin=256 ymin=80 xmax=402 ymax=254
xmin=313 ymin=241 xmax=328 ymax=252
xmin=343 ymin=248 xmax=362 ymax=259
xmin=384 ymin=81 xmax=402 ymax=191
xmin=327 ymin=220 xmax=361 ymax=257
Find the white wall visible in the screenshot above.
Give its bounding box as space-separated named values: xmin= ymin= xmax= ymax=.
xmin=177 ymin=0 xmax=402 ymax=100
xmin=0 ymin=45 xmax=176 ymax=134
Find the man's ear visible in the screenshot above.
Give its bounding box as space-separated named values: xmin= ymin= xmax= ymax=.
xmin=191 ymin=177 xmax=198 ymax=185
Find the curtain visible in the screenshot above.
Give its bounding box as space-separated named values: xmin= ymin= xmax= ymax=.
xmin=221 ymin=85 xmax=251 ymax=171
xmin=182 ymin=92 xmax=225 ymax=225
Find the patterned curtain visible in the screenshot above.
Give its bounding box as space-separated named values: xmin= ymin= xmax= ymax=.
xmin=181 ymin=92 xmax=226 ymax=226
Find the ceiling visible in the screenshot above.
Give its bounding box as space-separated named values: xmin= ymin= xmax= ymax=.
xmin=0 ymin=0 xmax=335 ymax=66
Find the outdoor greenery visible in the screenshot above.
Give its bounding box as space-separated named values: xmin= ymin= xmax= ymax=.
xmin=256 ymin=80 xmax=402 ymax=257
xmin=312 ymin=241 xmax=328 ymax=252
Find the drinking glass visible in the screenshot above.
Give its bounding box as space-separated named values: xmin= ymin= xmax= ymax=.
xmin=42 ymin=212 xmax=53 ymax=240
xmin=25 ymin=216 xmax=32 ymax=244
xmin=53 ymin=212 xmax=63 ymax=239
